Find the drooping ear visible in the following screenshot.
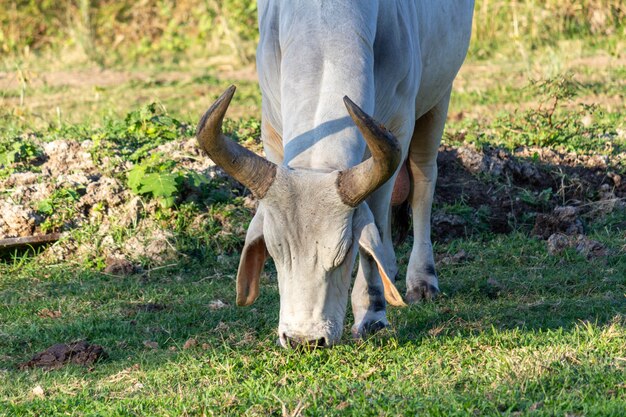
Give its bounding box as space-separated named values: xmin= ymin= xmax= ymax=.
xmin=353 ymin=204 xmax=406 ymax=307
xmin=236 ymin=212 xmax=268 ymax=306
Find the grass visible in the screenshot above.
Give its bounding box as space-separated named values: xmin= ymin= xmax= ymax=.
xmin=1 ymin=228 xmax=624 ymax=415
xmin=1 ymin=2 xmax=626 ymax=416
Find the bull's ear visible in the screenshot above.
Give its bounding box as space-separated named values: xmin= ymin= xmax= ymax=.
xmin=236 ymin=212 xmax=268 ymax=306
xmin=354 ymin=205 xmax=407 ymax=307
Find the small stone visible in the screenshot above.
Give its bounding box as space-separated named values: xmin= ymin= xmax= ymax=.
xmin=547 ymin=233 xmax=571 ymax=255
xmin=208 ymin=299 xmax=228 ymax=310
xmin=32 ymin=385 xmax=45 ymax=398
xmin=183 ymin=338 xmax=198 ymax=350
xmin=143 ymin=341 xmax=159 ymax=349
xmin=574 ymin=235 xmax=608 ymax=259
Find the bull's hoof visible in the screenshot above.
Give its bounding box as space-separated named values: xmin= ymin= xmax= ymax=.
xmin=351 ymin=317 xmax=389 ymax=339
xmin=406 ymin=280 xmax=440 ymax=303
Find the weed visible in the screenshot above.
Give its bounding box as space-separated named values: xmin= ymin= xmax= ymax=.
xmin=447 ymin=74 xmax=624 ymax=158
xmin=0 ymin=139 xmax=42 ymax=177
xmin=104 ymin=102 xmax=191 ymax=161
xmin=126 ymin=152 xmax=209 ymax=209
xmin=36 ymin=186 xmax=83 ymax=233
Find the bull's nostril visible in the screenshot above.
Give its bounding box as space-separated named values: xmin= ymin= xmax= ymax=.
xmin=284 ymin=335 xmax=327 ymax=350
xmin=288 ymin=337 xmax=299 ymax=349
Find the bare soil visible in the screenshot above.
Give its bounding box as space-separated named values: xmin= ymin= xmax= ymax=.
xmin=1 ymin=134 xmax=624 ymax=264
xmin=432 ymin=144 xmax=625 ymax=240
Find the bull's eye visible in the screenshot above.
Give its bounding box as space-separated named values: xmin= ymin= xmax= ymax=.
xmin=327 ymin=236 xmax=353 ymax=271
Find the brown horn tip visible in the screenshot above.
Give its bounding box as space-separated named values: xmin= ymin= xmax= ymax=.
xmin=196 ymin=85 xmax=277 ymax=199
xmin=196 ymin=85 xmax=236 ymax=147
xmin=337 ymin=96 xmax=402 ymax=207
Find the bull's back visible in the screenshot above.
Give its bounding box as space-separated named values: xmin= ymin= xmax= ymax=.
xmin=373 ymin=0 xmax=474 ymax=127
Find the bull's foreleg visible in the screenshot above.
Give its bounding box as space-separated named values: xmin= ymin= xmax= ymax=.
xmin=405 ymin=89 xmax=452 ymax=302
xmin=351 ymin=181 xmax=397 ymax=337
xmin=351 ymin=254 xmax=389 ymax=337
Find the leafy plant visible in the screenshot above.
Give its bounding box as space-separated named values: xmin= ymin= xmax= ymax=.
xmin=0 ymin=139 xmax=43 ymax=178
xmin=495 ymin=74 xmax=621 ymax=152
xmin=104 ymin=102 xmax=190 ymax=161
xmin=36 ymin=186 xmax=83 ymax=233
xmin=0 ymin=140 xmax=42 ymax=167
xmin=126 ymin=153 xmax=210 ymax=208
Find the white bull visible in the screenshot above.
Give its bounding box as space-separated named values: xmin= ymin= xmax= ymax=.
xmin=197 ymin=1 xmax=475 ymax=348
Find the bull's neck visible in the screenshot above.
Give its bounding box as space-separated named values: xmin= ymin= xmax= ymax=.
xmin=278 ymin=2 xmax=379 ymax=171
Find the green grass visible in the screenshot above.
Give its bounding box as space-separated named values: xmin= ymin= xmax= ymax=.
xmin=1 ymin=225 xmax=624 ymax=415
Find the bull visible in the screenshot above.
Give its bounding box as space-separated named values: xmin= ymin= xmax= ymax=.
xmin=197 ymin=1 xmax=475 ymax=348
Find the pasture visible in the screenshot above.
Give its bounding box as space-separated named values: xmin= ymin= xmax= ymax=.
xmin=1 ymin=1 xmax=625 ymax=415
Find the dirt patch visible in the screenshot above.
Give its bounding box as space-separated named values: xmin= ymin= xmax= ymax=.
xmin=1 ymin=133 xmax=624 ymax=265
xmin=104 ymin=256 xmax=136 ymax=276
xmin=547 ymin=233 xmax=609 ymax=259
xmin=0 ymin=134 xmax=226 ymax=265
xmin=531 ymin=206 xmax=584 ymax=239
xmin=18 ymin=341 xmax=107 ymax=370
xmin=432 ymin=144 xmax=625 ymax=241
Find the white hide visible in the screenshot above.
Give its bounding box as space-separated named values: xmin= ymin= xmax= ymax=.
xmin=240 ymin=0 xmax=474 ymax=346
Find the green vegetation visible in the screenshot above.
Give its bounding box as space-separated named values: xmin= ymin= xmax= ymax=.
xmin=447 ymin=74 xmax=625 ymax=159
xmin=36 ymin=187 xmax=83 ymax=233
xmin=1 ymin=1 xmax=625 ymax=416
xmin=2 ymin=1 xmax=624 ymax=66
xmin=1 ymin=229 xmax=624 ymax=416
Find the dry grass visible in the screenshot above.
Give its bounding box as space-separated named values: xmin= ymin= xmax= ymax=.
xmin=1 ymin=0 xmax=624 ymax=66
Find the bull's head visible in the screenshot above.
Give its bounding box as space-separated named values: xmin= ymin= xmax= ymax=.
xmin=197 ymin=86 xmax=405 ymax=348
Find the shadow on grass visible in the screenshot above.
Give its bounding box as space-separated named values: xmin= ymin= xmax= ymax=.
xmin=0 ymin=262 xmax=280 ymax=369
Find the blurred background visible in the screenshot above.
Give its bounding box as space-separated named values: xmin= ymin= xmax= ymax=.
xmin=1 ymin=0 xmax=624 ymax=68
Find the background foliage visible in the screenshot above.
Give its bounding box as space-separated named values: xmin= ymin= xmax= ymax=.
xmin=1 ymin=0 xmax=624 ymax=66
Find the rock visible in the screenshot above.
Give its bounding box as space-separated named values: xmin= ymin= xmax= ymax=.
xmin=547 ymin=233 xmax=571 ymax=255
xmin=457 ymin=146 xmax=496 ymax=175
xmin=208 ymin=299 xmax=228 ymax=310
xmin=574 ymin=235 xmax=608 ymax=259
xmin=0 ymin=201 xmax=40 ymax=238
xmin=546 ymin=233 xmax=609 ymax=259
xmin=104 ymin=256 xmax=135 ymax=276
xmin=183 ymin=338 xmax=198 ymax=350
xmin=532 ymin=206 xmax=584 ymax=239
xmin=42 ymin=140 xmax=95 ymax=176
xmin=80 ymin=176 xmax=126 ymax=210
xmin=125 ymin=227 xmax=177 ymax=264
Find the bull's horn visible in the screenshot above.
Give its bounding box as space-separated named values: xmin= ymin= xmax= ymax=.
xmin=336 ymin=96 xmax=402 ymax=207
xmin=196 ymin=85 xmax=277 ymax=199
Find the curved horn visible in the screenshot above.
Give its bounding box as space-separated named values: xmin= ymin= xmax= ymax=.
xmin=336 ymin=96 xmax=402 ymax=207
xmin=196 ymin=85 xmax=277 ymax=199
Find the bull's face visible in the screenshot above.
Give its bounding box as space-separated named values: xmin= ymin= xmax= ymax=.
xmin=197 ymin=86 xmax=405 ymax=348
